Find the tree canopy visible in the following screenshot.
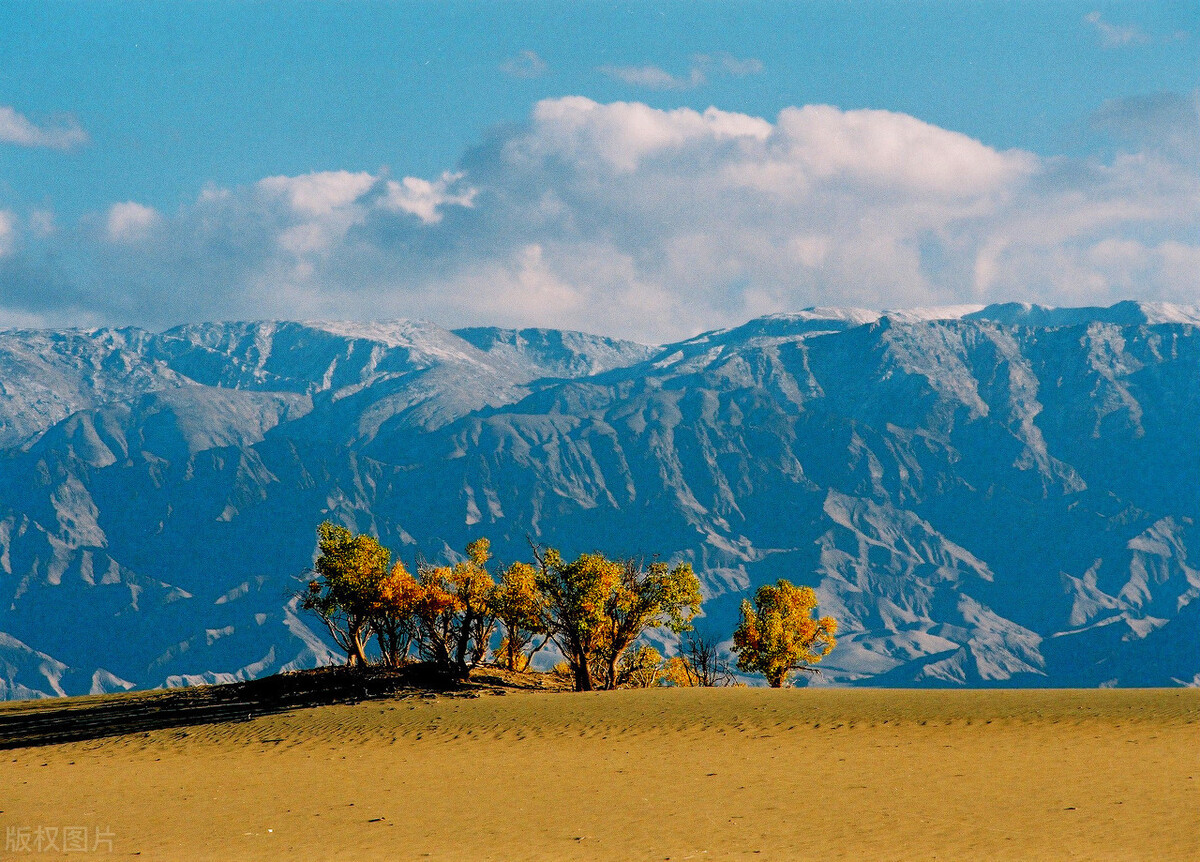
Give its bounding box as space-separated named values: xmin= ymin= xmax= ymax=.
xmin=491 ymin=560 xmax=547 ymax=672
xmin=300 ymin=524 xmax=836 ymax=692
xmin=300 ymin=522 xmax=392 ymax=667
xmin=532 ymin=547 xmax=702 ymax=691
xmin=732 ymin=579 xmax=837 ymax=687
xmin=411 ymin=537 xmax=497 ymax=679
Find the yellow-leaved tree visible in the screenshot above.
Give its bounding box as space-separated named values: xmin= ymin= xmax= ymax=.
xmin=532 ymin=546 xmax=702 ymax=691
xmin=490 ymin=561 xmax=547 ymax=671
xmin=531 ymin=549 xmax=617 ymax=692
xmin=594 ymin=558 xmax=703 ymax=690
xmin=616 ymin=645 xmax=665 ymax=688
xmin=732 ymin=579 xmax=837 ymax=687
xmin=412 ymin=538 xmax=497 ymax=679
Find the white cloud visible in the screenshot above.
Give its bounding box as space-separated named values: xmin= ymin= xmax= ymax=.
xmin=1084 ymin=11 xmax=1151 ymax=47
xmin=2 ymin=97 xmax=1197 ymax=342
xmin=519 ymin=97 xmax=771 ymax=173
xmin=250 ymin=171 xmax=379 ymax=259
xmin=0 ymin=105 xmax=88 ymax=150
xmin=500 ymin=50 xmax=548 ymax=79
xmin=600 ymin=65 xmax=706 ymax=91
xmin=256 ymin=170 xmax=375 ymax=216
xmin=380 ymin=172 xmax=477 ymax=224
xmin=767 ymin=104 xmax=1036 ymax=196
xmin=0 ymin=210 xmax=15 ymax=258
xmin=721 ymin=56 xmax=763 ymax=76
xmin=105 ymin=202 xmax=161 ymax=243
xmin=696 ymin=53 xmax=764 ymax=76
xmin=28 ymin=210 xmax=56 ymax=237
xmin=602 ymin=54 xmax=764 ymax=91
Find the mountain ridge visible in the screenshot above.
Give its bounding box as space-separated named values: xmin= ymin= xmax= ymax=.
xmin=1 ymin=301 xmax=1197 ymax=697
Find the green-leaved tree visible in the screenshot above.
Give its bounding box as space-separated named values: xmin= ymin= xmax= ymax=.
xmin=301 ymin=522 xmax=392 ymax=666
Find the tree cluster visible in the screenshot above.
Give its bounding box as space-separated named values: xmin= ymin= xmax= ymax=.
xmin=300 ymin=522 xmax=837 ymax=690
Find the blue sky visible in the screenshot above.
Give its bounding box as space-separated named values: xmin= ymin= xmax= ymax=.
xmin=1 ymin=1 xmax=1197 ymax=340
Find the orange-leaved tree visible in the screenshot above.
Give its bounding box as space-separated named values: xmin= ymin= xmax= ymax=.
xmin=732 ymin=579 xmax=837 ymax=687
xmin=413 ymin=538 xmax=497 ymax=679
xmin=300 ymin=522 xmax=392 ymax=667
xmin=373 ymin=560 xmax=424 ymax=667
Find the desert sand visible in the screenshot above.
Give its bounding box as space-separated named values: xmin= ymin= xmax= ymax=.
xmin=3 ymin=686 xmax=1198 ymax=861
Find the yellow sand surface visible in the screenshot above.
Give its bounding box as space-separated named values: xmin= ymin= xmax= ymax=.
xmin=3 ymin=687 xmax=1197 ymax=861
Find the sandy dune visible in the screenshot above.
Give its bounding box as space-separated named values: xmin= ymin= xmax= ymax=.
xmin=3 ymin=687 xmax=1198 ymax=860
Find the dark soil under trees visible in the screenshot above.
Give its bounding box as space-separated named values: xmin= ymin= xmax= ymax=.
xmin=0 ymin=663 xmax=568 ymax=750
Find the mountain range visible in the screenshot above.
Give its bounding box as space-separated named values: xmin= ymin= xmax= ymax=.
xmin=2 ymin=300 xmax=1198 ymax=697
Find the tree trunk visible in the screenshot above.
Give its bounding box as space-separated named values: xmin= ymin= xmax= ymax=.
xmin=453 ymin=611 xmax=475 ymax=679
xmin=348 ymin=621 xmax=369 ymax=667
xmin=573 ymin=660 xmax=594 ymax=692
xmin=569 ymin=642 xmax=595 ymax=691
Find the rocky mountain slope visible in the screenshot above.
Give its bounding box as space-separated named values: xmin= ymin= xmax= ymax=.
xmin=1 ymin=303 xmax=1197 ymax=696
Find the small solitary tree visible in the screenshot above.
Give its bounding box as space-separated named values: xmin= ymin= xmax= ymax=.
xmin=301 ymin=522 xmax=391 ymax=667
xmin=732 ymin=579 xmax=837 ymax=687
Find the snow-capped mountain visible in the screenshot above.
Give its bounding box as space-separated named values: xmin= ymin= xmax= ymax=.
xmin=1 ymin=303 xmax=1197 ymax=697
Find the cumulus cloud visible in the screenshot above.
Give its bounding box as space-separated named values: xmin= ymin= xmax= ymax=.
xmin=764 ymin=104 xmax=1036 ymax=195
xmin=1 ymin=97 xmax=1197 ymax=342
xmin=0 ymin=105 xmax=88 ymax=150
xmin=380 ymin=172 xmax=477 ymax=224
xmin=516 ymin=97 xmax=772 ymax=173
xmin=256 ymin=170 xmax=375 ymax=216
xmin=105 ymin=202 xmax=162 ymax=243
xmin=500 ymin=50 xmax=549 ymax=79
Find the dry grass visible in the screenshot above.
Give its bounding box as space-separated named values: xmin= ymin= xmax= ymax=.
xmin=3 ymin=686 xmax=1198 ymax=860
